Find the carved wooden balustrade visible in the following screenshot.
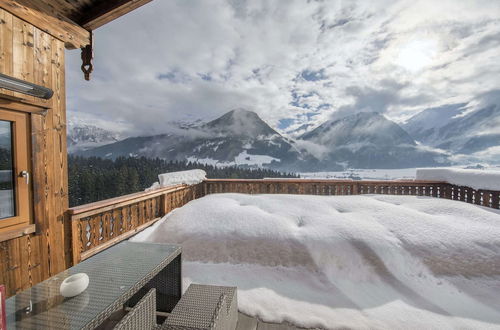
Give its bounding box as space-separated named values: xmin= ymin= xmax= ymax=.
xmin=203 ymin=179 xmax=447 ymax=196
xmin=68 ymin=178 xmax=499 ymax=266
xmin=203 ymin=179 xmax=500 ymax=209
xmin=68 ymin=183 xmax=204 ymax=264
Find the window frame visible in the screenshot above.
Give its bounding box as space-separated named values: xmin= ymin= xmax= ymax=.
xmin=0 ymin=108 xmax=32 ymax=231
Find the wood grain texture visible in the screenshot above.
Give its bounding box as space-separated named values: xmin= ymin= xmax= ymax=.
xmin=68 ymin=185 xmax=203 ymax=264
xmin=0 ymin=8 xmax=69 ymax=297
xmin=78 ymin=0 xmax=152 ymax=30
xmin=0 ymin=0 xmax=153 ymax=49
xmin=0 ymin=224 xmax=35 ymax=242
xmin=0 ymin=1 xmax=151 ymax=296
xmin=0 ymin=8 xmax=13 ymax=96
xmin=0 ymin=0 xmax=90 ymax=49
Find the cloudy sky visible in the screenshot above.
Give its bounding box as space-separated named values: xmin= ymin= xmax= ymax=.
xmin=66 ymin=0 xmax=500 ymax=137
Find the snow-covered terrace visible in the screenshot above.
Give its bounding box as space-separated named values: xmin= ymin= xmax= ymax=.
xmin=131 ymin=193 xmax=500 ymax=329
xmin=67 ymin=169 xmax=500 ymax=329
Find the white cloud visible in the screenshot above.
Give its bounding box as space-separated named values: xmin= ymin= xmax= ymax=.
xmin=66 ymin=0 xmax=500 ymax=136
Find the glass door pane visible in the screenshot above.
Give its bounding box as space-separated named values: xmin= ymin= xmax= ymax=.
xmin=0 ymin=120 xmax=15 ymax=219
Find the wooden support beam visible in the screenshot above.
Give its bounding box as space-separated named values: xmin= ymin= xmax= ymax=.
xmin=0 ymin=0 xmax=91 ymax=49
xmin=0 ymin=224 xmax=36 ymax=243
xmin=79 ymin=0 xmax=153 ymax=30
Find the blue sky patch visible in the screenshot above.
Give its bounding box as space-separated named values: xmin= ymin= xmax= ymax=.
xmin=300 ymin=69 xmax=326 ymax=81
xmin=278 ymin=118 xmax=296 ymax=129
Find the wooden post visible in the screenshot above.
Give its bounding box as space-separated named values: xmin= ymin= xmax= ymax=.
xmin=70 ymin=216 xmax=81 ymax=265
xmin=470 ymin=190 xmax=481 ymax=205
xmin=492 ymin=192 xmax=499 ymax=209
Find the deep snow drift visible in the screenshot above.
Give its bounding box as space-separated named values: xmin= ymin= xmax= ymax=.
xmin=132 ymin=194 xmax=500 ymax=329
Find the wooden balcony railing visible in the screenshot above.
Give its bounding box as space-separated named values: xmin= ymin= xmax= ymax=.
xmin=68 ymin=183 xmax=204 ymax=264
xmin=203 ymin=179 xmax=500 ymax=209
xmin=203 ymin=179 xmax=448 ymax=196
xmin=68 ymin=178 xmax=499 ymax=266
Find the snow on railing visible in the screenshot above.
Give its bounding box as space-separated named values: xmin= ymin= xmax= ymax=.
xmin=416 ymin=168 xmax=500 ymax=191
xmin=147 ymin=169 xmax=207 ymax=191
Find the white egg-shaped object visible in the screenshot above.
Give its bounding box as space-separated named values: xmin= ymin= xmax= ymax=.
xmin=60 ymin=273 xmax=89 ymax=298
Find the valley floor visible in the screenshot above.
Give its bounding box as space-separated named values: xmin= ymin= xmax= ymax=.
xmin=300 ymin=165 xmax=500 ymax=181
xmin=132 ymin=193 xmax=500 ymax=329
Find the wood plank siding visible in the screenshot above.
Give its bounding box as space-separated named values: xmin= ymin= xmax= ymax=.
xmin=0 ymin=0 xmax=153 ymax=49
xmin=0 ymin=0 xmax=91 ymax=49
xmin=0 ymin=7 xmax=69 ymax=297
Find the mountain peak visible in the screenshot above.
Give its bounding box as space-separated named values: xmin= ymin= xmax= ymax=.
xmin=67 ymin=123 xmax=120 ymax=153
xmin=203 ymin=109 xmax=277 ymax=137
xmin=301 ymin=111 xmax=416 ymax=147
xmin=338 ymin=111 xmax=382 ymax=121
xmin=227 ymin=108 xmax=257 ymax=116
xmin=403 ymin=103 xmax=500 ymax=156
xmin=221 ymin=108 xmax=263 ymax=123
xmin=297 ymin=111 xmax=446 ymax=168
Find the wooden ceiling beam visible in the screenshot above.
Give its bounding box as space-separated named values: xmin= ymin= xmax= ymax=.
xmin=0 ymin=0 xmax=91 ymax=49
xmin=78 ymin=0 xmax=152 ymax=30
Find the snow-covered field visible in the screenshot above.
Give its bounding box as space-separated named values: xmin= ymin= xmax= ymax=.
xmin=301 ymin=165 xmax=500 ymax=181
xmin=300 ymin=168 xmax=418 ymax=180
xmin=186 ymin=151 xmax=280 ymax=167
xmin=132 ymin=193 xmax=500 ymax=329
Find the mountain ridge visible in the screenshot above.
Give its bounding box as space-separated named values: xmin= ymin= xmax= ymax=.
xmin=71 ymin=109 xmax=455 ymax=170
xmin=67 ymin=123 xmax=121 ymax=153
xmin=403 ymin=103 xmax=500 ymax=156
xmin=298 ymin=112 xmax=447 ymax=169
xmin=74 ymin=109 xmax=306 ymax=171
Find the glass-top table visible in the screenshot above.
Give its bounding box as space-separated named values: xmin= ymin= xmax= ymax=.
xmin=6 ymin=241 xmax=182 ymax=329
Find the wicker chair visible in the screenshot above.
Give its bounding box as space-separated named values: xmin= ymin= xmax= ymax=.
xmin=105 ymin=284 xmax=238 ymax=330
xmin=114 ymin=289 xmax=157 ymax=330
xmin=162 ymin=284 xmax=238 ymax=330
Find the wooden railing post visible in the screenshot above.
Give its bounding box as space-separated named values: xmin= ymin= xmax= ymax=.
xmin=352 ymin=182 xmax=359 ymax=195
xmin=160 ymin=193 xmax=168 ymax=217
xmin=70 ymin=214 xmax=81 ymax=265
xmin=492 ymin=191 xmax=499 ymax=209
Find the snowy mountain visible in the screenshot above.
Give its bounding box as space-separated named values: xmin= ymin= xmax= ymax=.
xmin=76 ymin=110 xmax=452 ymax=170
xmin=402 ymin=103 xmax=466 ymax=142
xmin=403 ymin=103 xmax=500 ymax=155
xmin=168 ymin=118 xmax=205 ymax=130
xmin=299 ymin=112 xmax=448 ymax=168
xmin=77 ymin=109 xmax=307 ymax=171
xmin=282 ymin=122 xmax=316 ymax=138
xmin=67 ymin=123 xmax=121 ymax=153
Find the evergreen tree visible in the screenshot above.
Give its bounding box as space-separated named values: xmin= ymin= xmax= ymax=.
xmin=68 ymin=155 xmax=299 ymax=207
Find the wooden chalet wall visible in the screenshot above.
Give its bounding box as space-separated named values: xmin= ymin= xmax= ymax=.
xmin=0 ymin=7 xmax=70 ymax=297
